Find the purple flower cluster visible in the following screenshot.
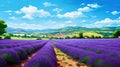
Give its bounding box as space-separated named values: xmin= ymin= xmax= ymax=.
xmin=0 ymin=56 xmax=7 ymax=67
xmin=54 ymin=39 xmax=120 ymax=67
xmin=24 ymin=42 xmax=57 ymax=67
xmin=0 ymin=39 xmax=48 ymax=66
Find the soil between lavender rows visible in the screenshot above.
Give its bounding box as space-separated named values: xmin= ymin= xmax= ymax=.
xmin=8 ymin=48 xmax=88 ymax=67
xmin=54 ymin=48 xmax=88 ymax=67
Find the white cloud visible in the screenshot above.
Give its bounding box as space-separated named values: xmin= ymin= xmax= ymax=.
xmin=57 ymin=3 xmax=100 ymax=19
xmin=78 ymin=7 xmax=91 ymax=12
xmin=93 ymin=18 xmax=120 ymax=27
xmin=118 ymin=17 xmax=120 ymax=19
xmin=57 ymin=11 xmax=83 ymax=19
xmin=4 ymin=10 xmax=12 ymax=15
xmin=87 ymin=3 xmax=100 ymax=8
xmin=7 ymin=20 xmax=77 ymax=30
xmin=8 ymin=22 xmax=44 ymax=30
xmin=53 ymin=8 xmax=62 ymax=13
xmin=47 ymin=20 xmax=56 ymax=24
xmin=9 ymin=16 xmax=17 ymax=20
xmin=16 ymin=5 xmax=50 ymax=19
xmin=81 ymin=3 xmax=85 ymax=5
xmin=111 ymin=11 xmax=120 ymax=15
xmin=4 ymin=10 xmax=12 ymax=12
xmin=81 ymin=20 xmax=86 ymax=23
xmin=36 ymin=9 xmax=51 ymax=18
xmin=43 ymin=2 xmax=56 ymax=7
xmin=46 ymin=20 xmax=76 ymax=28
xmin=65 ymin=21 xmax=73 ymax=24
xmin=15 ymin=11 xmax=22 ymax=14
xmin=21 ymin=5 xmax=38 ymax=19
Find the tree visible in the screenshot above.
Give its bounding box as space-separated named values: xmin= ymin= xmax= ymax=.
xmin=4 ymin=34 xmax=11 ymax=39
xmin=78 ymin=32 xmax=84 ymax=38
xmin=65 ymin=36 xmax=70 ymax=39
xmin=0 ymin=20 xmax=7 ymax=35
xmin=112 ymin=30 xmax=120 ymax=38
xmin=72 ymin=35 xmax=77 ymax=39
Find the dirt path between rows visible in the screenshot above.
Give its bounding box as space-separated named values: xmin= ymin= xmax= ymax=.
xmin=54 ymin=48 xmax=88 ymax=67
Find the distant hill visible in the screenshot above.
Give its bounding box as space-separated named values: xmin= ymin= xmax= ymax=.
xmin=6 ymin=26 xmax=120 ymax=34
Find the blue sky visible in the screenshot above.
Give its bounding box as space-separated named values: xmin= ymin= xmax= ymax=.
xmin=0 ymin=0 xmax=120 ymax=30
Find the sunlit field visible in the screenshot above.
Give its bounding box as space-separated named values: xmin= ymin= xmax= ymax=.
xmin=0 ymin=0 xmax=120 ymax=67
xmin=0 ymin=39 xmax=120 ymax=67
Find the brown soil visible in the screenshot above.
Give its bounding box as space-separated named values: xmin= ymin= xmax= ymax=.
xmin=54 ymin=48 xmax=88 ymax=67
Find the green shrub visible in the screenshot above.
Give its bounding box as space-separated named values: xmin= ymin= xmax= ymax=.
xmin=4 ymin=34 xmax=11 ymax=39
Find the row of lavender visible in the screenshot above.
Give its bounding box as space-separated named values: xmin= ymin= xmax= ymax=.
xmin=0 ymin=39 xmax=48 ymax=67
xmin=55 ymin=39 xmax=120 ymax=58
xmin=24 ymin=42 xmax=57 ymax=67
xmin=53 ymin=39 xmax=120 ymax=67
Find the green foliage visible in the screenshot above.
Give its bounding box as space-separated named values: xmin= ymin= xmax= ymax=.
xmin=66 ymin=56 xmax=72 ymax=59
xmin=36 ymin=37 xmax=42 ymax=40
xmin=57 ymin=54 xmax=64 ymax=56
xmin=17 ymin=51 xmax=25 ymax=60
xmin=95 ymin=50 xmax=101 ymax=54
xmin=4 ymin=34 xmax=11 ymax=39
xmin=0 ymin=20 xmax=7 ymax=35
xmin=0 ymin=37 xmax=2 ymax=39
xmin=78 ymin=32 xmax=84 ymax=38
xmin=81 ymin=56 xmax=90 ymax=63
xmin=90 ymin=59 xmax=103 ymax=67
xmin=65 ymin=36 xmax=70 ymax=39
xmin=72 ymin=35 xmax=77 ymax=39
xmin=24 ymin=48 xmax=31 ymax=55
xmin=1 ymin=54 xmax=16 ymax=64
xmin=112 ymin=30 xmax=120 ymax=38
xmin=91 ymin=35 xmax=95 ymax=38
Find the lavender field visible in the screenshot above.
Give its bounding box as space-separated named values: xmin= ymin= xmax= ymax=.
xmin=0 ymin=39 xmax=120 ymax=67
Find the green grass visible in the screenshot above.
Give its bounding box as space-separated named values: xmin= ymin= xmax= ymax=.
xmin=11 ymin=36 xmax=37 ymax=40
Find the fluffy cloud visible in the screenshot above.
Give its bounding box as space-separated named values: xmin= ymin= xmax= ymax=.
xmin=7 ymin=20 xmax=76 ymax=30
xmin=15 ymin=11 xmax=22 ymax=14
xmin=57 ymin=3 xmax=100 ymax=19
xmin=9 ymin=16 xmax=17 ymax=20
xmin=111 ymin=11 xmax=120 ymax=15
xmin=78 ymin=7 xmax=91 ymax=12
xmin=53 ymin=8 xmax=62 ymax=13
xmin=4 ymin=10 xmax=12 ymax=12
xmin=81 ymin=3 xmax=85 ymax=5
xmin=94 ymin=18 xmax=120 ymax=27
xmin=65 ymin=21 xmax=73 ymax=24
xmin=8 ymin=22 xmax=44 ymax=30
xmin=16 ymin=5 xmax=50 ymax=19
xmin=81 ymin=20 xmax=86 ymax=23
xmin=87 ymin=3 xmax=100 ymax=8
xmin=43 ymin=2 xmax=56 ymax=7
xmin=118 ymin=17 xmax=120 ymax=19
xmin=57 ymin=11 xmax=83 ymax=19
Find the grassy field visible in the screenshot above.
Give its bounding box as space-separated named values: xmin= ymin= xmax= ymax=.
xmin=11 ymin=37 xmax=37 ymax=40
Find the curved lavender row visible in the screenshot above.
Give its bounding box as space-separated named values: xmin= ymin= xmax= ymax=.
xmin=24 ymin=42 xmax=57 ymax=67
xmin=54 ymin=42 xmax=120 ymax=67
xmin=54 ymin=39 xmax=120 ymax=51
xmin=0 ymin=56 xmax=7 ymax=67
xmin=0 ymin=49 xmax=21 ymax=64
xmin=54 ymin=39 xmax=120 ymax=58
xmin=0 ymin=40 xmax=48 ymax=66
xmin=0 ymin=40 xmax=48 ymax=49
xmin=59 ymin=42 xmax=120 ymax=58
xmin=12 ymin=47 xmax=28 ymax=60
xmin=57 ymin=40 xmax=120 ymax=51
xmin=54 ymin=39 xmax=120 ymax=48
